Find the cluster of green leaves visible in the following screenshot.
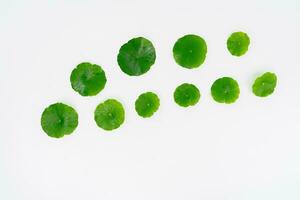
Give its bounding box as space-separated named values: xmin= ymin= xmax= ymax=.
xmin=41 ymin=33 xmax=278 ymax=138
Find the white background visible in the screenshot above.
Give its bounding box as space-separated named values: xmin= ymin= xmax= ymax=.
xmin=1 ymin=0 xmax=300 ymax=199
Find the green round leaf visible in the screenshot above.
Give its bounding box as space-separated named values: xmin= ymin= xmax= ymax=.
xmin=94 ymin=99 xmax=125 ymax=131
xmin=117 ymin=37 xmax=156 ymax=76
xmin=227 ymin=32 xmax=250 ymax=56
xmin=173 ymin=34 xmax=207 ymax=69
xmin=41 ymin=103 xmax=78 ymax=138
xmin=70 ymin=62 xmax=107 ymax=96
xmin=211 ymin=77 xmax=240 ymax=104
xmin=174 ymin=83 xmax=200 ymax=107
xmin=252 ymin=72 xmax=277 ymax=97
xmin=135 ymin=92 xmax=160 ymax=118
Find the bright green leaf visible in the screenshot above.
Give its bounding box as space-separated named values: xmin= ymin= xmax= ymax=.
xmin=41 ymin=103 xmax=78 ymax=138
xmin=174 ymin=83 xmax=200 ymax=107
xmin=94 ymin=99 xmax=125 ymax=131
xmin=211 ymin=77 xmax=240 ymax=104
xmin=252 ymin=72 xmax=277 ymax=97
xmin=70 ymin=62 xmax=107 ymax=96
xmin=173 ymin=34 xmax=207 ymax=69
xmin=227 ymin=32 xmax=250 ymax=56
xmin=135 ymin=92 xmax=160 ymax=118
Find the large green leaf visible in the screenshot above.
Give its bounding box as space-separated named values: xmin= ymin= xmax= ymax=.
xmin=94 ymin=99 xmax=125 ymax=131
xmin=173 ymin=34 xmax=207 ymax=69
xmin=211 ymin=77 xmax=240 ymax=104
xmin=41 ymin=103 xmax=78 ymax=138
xmin=70 ymin=62 xmax=107 ymax=96
xmin=117 ymin=37 xmax=156 ymax=76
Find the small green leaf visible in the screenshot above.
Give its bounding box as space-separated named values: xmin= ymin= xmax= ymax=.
xmin=173 ymin=34 xmax=207 ymax=69
xmin=70 ymin=62 xmax=107 ymax=96
xmin=174 ymin=83 xmax=200 ymax=107
xmin=252 ymin=72 xmax=277 ymax=97
xmin=117 ymin=37 xmax=156 ymax=76
xmin=94 ymin=99 xmax=125 ymax=131
xmin=211 ymin=77 xmax=240 ymax=104
xmin=227 ymin=32 xmax=250 ymax=56
xmin=135 ymin=92 xmax=160 ymax=118
xmin=41 ymin=103 xmax=78 ymax=138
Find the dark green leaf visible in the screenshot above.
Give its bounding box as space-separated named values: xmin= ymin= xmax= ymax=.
xmin=70 ymin=62 xmax=107 ymax=96
xmin=173 ymin=34 xmax=207 ymax=69
xmin=117 ymin=37 xmax=156 ymax=76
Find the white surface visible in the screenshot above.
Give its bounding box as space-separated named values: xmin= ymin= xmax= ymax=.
xmin=1 ymin=0 xmax=300 ymax=199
